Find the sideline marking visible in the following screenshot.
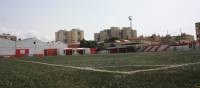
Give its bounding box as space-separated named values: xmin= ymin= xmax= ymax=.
xmin=96 ymin=65 xmax=170 ymax=68
xmin=127 ymin=62 xmax=200 ymax=74
xmin=17 ymin=60 xmax=200 ymax=75
xmin=17 ymin=60 xmax=128 ymax=74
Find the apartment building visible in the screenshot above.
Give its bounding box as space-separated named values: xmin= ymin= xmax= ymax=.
xmin=94 ymin=27 xmax=137 ymax=41
xmin=196 ymin=22 xmax=200 ymax=40
xmin=94 ymin=33 xmax=100 ymax=41
xmin=110 ymin=27 xmax=121 ymax=38
xmin=55 ymin=30 xmax=67 ymax=43
xmin=121 ymin=27 xmax=137 ymax=39
xmin=55 ymin=29 xmax=84 ymax=44
xmin=0 ymin=33 xmax=17 ymax=41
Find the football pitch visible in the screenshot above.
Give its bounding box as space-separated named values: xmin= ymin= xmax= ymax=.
xmin=1 ymin=51 xmax=200 ymax=88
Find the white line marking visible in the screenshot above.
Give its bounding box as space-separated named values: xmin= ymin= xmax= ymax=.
xmin=126 ymin=62 xmax=200 ymax=74
xmin=96 ymin=65 xmax=170 ymax=68
xmin=17 ymin=60 xmax=128 ymax=74
xmin=17 ymin=60 xmax=200 ymax=75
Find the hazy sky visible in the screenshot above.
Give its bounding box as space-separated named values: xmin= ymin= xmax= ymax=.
xmin=0 ymin=0 xmax=200 ymax=41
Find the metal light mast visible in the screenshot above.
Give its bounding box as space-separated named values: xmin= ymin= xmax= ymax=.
xmin=128 ymin=16 xmax=133 ymax=28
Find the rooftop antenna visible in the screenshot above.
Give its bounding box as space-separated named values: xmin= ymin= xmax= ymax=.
xmin=128 ymin=16 xmax=133 ymax=28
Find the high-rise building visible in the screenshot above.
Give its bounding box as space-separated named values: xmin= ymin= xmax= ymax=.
xmin=110 ymin=27 xmax=121 ymax=38
xmin=68 ymin=29 xmax=84 ymax=43
xmin=121 ymin=27 xmax=137 ymax=39
xmin=195 ymin=22 xmax=200 ymax=40
xmin=94 ymin=33 xmax=100 ymax=41
xmin=99 ymin=29 xmax=111 ymax=41
xmin=100 ymin=31 xmax=106 ymax=41
xmin=94 ymin=27 xmax=137 ymax=42
xmin=55 ymin=30 xmax=67 ymax=43
xmin=55 ymin=29 xmax=84 ymax=44
xmin=0 ymin=33 xmax=17 ymax=41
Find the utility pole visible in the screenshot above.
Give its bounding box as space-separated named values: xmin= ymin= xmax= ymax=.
xmin=15 ymin=40 xmax=17 ymax=56
xmin=33 ymin=41 xmax=36 ymax=56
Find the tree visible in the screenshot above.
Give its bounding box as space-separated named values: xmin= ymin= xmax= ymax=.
xmin=80 ymin=39 xmax=97 ymax=48
xmin=96 ymin=43 xmax=106 ymax=51
xmin=104 ymin=37 xmax=119 ymax=43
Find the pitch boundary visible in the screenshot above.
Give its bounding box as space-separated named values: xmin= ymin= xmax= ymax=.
xmin=17 ymin=60 xmax=200 ymax=75
xmin=95 ymin=65 xmax=170 ymax=68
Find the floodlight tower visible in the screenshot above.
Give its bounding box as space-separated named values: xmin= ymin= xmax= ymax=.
xmin=128 ymin=16 xmax=133 ymax=28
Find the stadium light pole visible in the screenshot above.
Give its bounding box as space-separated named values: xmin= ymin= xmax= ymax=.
xmin=128 ymin=16 xmax=133 ymax=28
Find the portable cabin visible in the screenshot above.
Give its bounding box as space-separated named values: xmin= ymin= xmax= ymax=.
xmin=49 ymin=41 xmax=68 ymax=55
xmin=77 ymin=48 xmax=85 ymax=55
xmin=15 ymin=49 xmax=29 ymax=57
xmin=64 ymin=48 xmax=73 ymax=55
xmin=64 ymin=48 xmax=96 ymax=55
xmin=84 ymin=48 xmax=91 ymax=54
xmin=44 ymin=49 xmax=57 ymax=56
xmin=90 ymin=48 xmax=96 ymax=54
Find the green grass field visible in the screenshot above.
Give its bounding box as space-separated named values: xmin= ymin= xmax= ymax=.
xmin=1 ymin=50 xmax=200 ymax=88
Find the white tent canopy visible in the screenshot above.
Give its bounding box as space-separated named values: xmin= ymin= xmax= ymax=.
xmin=16 ymin=37 xmax=49 ymax=56
xmin=0 ymin=38 xmax=15 ymax=56
xmin=0 ymin=37 xmax=68 ymax=56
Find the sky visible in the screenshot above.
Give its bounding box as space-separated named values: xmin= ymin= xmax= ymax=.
xmin=0 ymin=0 xmax=200 ymax=41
